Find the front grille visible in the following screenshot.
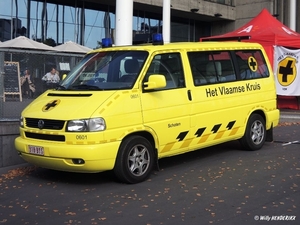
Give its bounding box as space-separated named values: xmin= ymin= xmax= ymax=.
xmin=25 ymin=132 xmax=65 ymax=142
xmin=25 ymin=118 xmax=65 ymax=130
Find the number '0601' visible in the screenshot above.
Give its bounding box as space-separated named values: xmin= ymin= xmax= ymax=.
xmin=76 ymin=135 xmax=87 ymax=140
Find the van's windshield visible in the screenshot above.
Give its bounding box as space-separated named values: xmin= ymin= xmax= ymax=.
xmin=59 ymin=50 xmax=148 ymax=90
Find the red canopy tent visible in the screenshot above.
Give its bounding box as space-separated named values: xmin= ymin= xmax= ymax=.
xmin=201 ymin=8 xmax=300 ymax=65
xmin=201 ymin=8 xmax=300 ymax=109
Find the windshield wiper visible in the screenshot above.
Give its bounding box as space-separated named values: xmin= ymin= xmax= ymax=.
xmin=55 ymin=85 xmax=66 ymax=90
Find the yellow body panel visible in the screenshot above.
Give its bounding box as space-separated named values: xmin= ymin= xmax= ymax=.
xmin=15 ymin=41 xmax=279 ymax=173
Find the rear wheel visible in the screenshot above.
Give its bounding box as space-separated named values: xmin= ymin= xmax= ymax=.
xmin=114 ymin=136 xmax=155 ymax=184
xmin=240 ymin=114 xmax=266 ymax=151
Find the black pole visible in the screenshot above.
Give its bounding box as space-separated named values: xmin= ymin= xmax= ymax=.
xmin=27 ymin=0 xmax=31 ymax=38
xmin=56 ymin=4 xmax=59 ymax=45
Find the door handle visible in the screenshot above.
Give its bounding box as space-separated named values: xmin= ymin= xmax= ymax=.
xmin=187 ymin=90 xmax=192 ymax=101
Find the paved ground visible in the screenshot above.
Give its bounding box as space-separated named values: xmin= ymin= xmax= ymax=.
xmin=0 ymin=115 xmax=299 ymax=225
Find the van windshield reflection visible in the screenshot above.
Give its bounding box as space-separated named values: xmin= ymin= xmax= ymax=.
xmin=60 ymin=51 xmax=148 ymax=90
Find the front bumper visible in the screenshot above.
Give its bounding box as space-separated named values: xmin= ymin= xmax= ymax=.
xmin=15 ymin=136 xmax=121 ymax=173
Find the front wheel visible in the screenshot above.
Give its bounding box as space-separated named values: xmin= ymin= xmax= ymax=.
xmin=240 ymin=114 xmax=266 ymax=151
xmin=114 ymin=136 xmax=155 ymax=184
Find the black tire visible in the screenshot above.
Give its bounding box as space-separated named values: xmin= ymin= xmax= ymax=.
xmin=114 ymin=135 xmax=155 ymax=184
xmin=240 ymin=114 xmax=266 ymax=151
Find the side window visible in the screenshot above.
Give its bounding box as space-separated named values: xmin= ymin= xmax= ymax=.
xmin=144 ymin=53 xmax=185 ymax=90
xmin=235 ymin=50 xmax=270 ymax=80
xmin=188 ymin=51 xmax=236 ymax=86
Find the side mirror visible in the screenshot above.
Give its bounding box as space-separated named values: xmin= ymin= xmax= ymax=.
xmin=144 ymin=74 xmax=166 ymax=90
xmin=62 ymin=74 xmax=67 ymax=80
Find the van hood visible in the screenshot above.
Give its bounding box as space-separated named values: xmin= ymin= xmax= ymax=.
xmin=22 ymin=90 xmax=116 ymax=119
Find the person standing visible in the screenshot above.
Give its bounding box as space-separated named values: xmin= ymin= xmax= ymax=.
xmin=20 ymin=69 xmax=35 ymax=98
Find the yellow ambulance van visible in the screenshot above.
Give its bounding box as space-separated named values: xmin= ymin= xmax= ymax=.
xmin=15 ymin=41 xmax=279 ymax=183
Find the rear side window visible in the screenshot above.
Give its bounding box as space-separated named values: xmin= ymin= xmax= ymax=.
xmin=188 ymin=51 xmax=235 ymax=86
xmin=234 ymin=50 xmax=270 ymax=80
xmin=188 ymin=49 xmax=269 ymax=86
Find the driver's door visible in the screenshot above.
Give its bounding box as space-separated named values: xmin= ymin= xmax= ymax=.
xmin=140 ymin=52 xmax=192 ymax=157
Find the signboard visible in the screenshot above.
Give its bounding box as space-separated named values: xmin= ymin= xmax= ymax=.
xmin=3 ymin=61 xmax=22 ymax=102
xmin=274 ymin=46 xmax=300 ymax=96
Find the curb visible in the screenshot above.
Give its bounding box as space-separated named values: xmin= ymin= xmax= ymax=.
xmin=280 ymin=114 xmax=300 ymax=119
xmin=279 ymin=110 xmax=300 ymax=122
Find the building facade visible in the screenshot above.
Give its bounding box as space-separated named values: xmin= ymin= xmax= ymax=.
xmin=0 ymin=0 xmax=299 ymax=49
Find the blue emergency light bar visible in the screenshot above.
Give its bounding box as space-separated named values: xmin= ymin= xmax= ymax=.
xmin=102 ymin=38 xmax=113 ymax=48
xmin=152 ymin=33 xmax=164 ymax=45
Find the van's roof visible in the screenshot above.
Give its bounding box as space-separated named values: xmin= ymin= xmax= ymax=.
xmin=89 ymin=41 xmax=264 ymax=54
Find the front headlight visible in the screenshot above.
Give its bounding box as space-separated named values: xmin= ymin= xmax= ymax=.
xmin=67 ymin=118 xmax=106 ymax=132
xmin=20 ymin=117 xmax=24 ymax=128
